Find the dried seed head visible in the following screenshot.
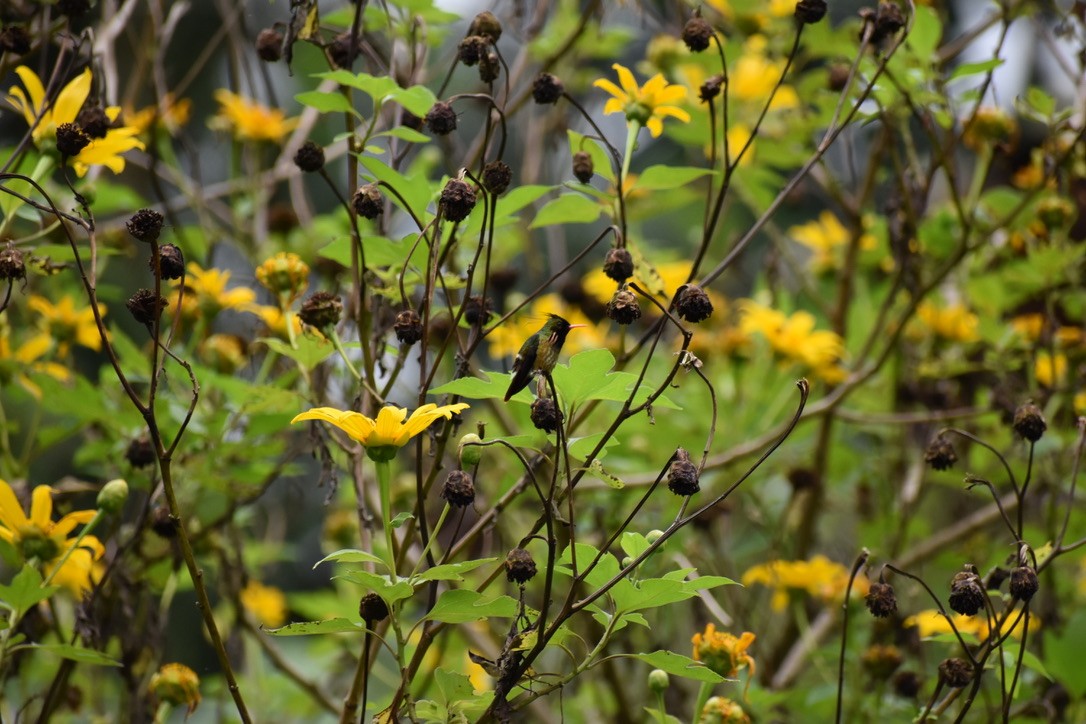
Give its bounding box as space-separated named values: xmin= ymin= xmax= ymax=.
xmin=530 ymin=397 xmax=563 ymax=432
xmin=440 ymin=470 xmax=476 ymax=508
xmin=457 ymin=35 xmax=489 ymax=66
xmin=440 ymin=179 xmax=477 ymax=222
xmin=394 ymin=309 xmax=423 ymax=345
xmin=795 ymin=0 xmax=829 ymax=24
xmin=1012 ymin=402 xmax=1046 ymax=442
xmin=256 ymin=28 xmax=284 ymax=62
xmin=1009 ymin=566 xmax=1038 ymax=602
xmin=125 ymin=437 xmax=156 ymax=468
xmin=939 ymin=658 xmax=972 ymax=689
xmin=352 ymin=183 xmax=383 ymax=219
xmin=328 ymin=32 xmax=360 ymax=69
xmin=870 ymin=2 xmax=906 ymax=45
xmin=150 ymin=505 xmax=179 ymax=538
xmin=532 ymin=73 xmax=564 ymax=104
xmin=482 ymin=160 xmax=512 ymax=195
xmin=676 ymin=284 xmax=714 ymax=323
xmin=425 ymin=102 xmax=458 ymax=136
xmin=603 ymin=248 xmax=634 ymax=282
xmin=572 ymin=151 xmax=594 ymax=183
xmin=0 ymin=26 xmax=31 ymax=56
xmin=606 ymin=288 xmax=641 ymax=325
xmin=478 ymin=50 xmax=501 ymax=83
xmin=293 ymin=141 xmax=325 ymax=173
xmin=126 ymin=288 xmax=168 ymax=326
xmin=681 ymin=15 xmax=713 ymax=52
xmin=667 ymin=448 xmax=700 ymax=496
xmin=865 ymin=581 xmax=898 ymax=618
xmin=861 ymin=644 xmax=903 ymax=680
xmin=76 ymin=104 xmax=109 ymax=139
xmin=469 ymin=11 xmax=502 ymax=42
xmin=892 ymin=671 xmax=922 ymax=699
xmin=0 ymin=244 xmax=25 ymax=282
xmin=463 ymin=295 xmax=492 ymax=326
xmin=827 ymin=64 xmax=851 ymax=92
xmin=948 ymin=569 xmax=985 ymax=616
xmin=505 ymin=548 xmax=537 ymax=584
xmin=127 ymin=208 xmax=165 ymax=243
xmin=298 ymin=291 xmax=343 ymax=331
xmin=56 ymin=122 xmax=91 ymax=156
xmin=699 ymin=74 xmax=724 ymax=102
xmin=358 ymin=592 xmax=389 ymax=622
xmin=924 ymin=435 xmax=957 ymax=471
xmin=153 ymin=244 xmax=185 ymax=280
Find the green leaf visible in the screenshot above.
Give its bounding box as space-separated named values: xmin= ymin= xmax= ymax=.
xmin=904 ymin=6 xmax=941 ymax=60
xmin=584 ymin=459 xmax=624 ymax=488
xmin=25 ymin=644 xmax=122 ymax=667
xmin=948 ymin=59 xmax=1004 ymax=82
xmin=0 ymin=566 xmax=58 ymax=613
xmin=359 ymin=156 xmax=431 ymax=218
xmin=265 ymin=618 xmax=364 ymax=636
xmin=413 ymin=558 xmax=497 ymax=584
xmin=551 ymin=349 xmax=681 ymax=410
xmin=387 ymin=85 xmax=438 ymax=117
xmin=1044 ymin=610 xmax=1086 ymax=696
xmin=633 ymin=165 xmax=714 ymax=191
xmin=376 ymin=126 xmax=431 ymax=144
xmin=390 ymin=512 xmax=414 ymax=528
xmin=435 ymin=668 xmax=476 ymax=705
xmin=295 ymin=90 xmax=358 ymax=115
xmin=337 ymin=570 xmax=414 ymax=603
xmin=425 ymin=590 xmax=518 ymax=623
xmin=317 ymin=70 xmax=400 ymax=100
xmin=620 ymin=532 xmax=650 ymax=560
xmin=567 ymin=130 xmax=614 ymax=184
xmin=312 ymin=549 xmax=386 ymax=570
xmin=257 ymin=335 xmax=335 ymax=371
xmin=529 ymin=194 xmax=603 ymax=228
xmin=567 ymin=433 xmax=619 ymax=461
xmin=430 ymin=371 xmax=508 ymax=400
xmin=632 ymin=651 xmax=724 ymax=683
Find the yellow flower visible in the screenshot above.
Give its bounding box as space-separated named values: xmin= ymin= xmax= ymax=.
xmin=27 ymin=294 xmax=105 ymax=357
xmin=256 ymin=252 xmax=309 ymax=304
xmin=594 ymin=63 xmax=690 ymax=138
xmin=0 ymin=479 xmax=104 ymax=594
xmin=173 ymin=262 xmax=257 ymax=319
xmin=486 ymin=294 xmax=607 ymax=359
xmin=704 ymin=0 xmax=793 ymax=24
xmin=905 ymin=609 xmax=1036 ymax=640
xmin=741 ymin=555 xmax=868 ymax=611
xmin=240 ymin=580 xmax=288 ymax=628
xmin=5 ymin=65 xmax=145 ymax=176
xmin=252 ymin=304 xmax=307 ymax=341
xmin=739 ymin=301 xmax=846 ymax=382
xmin=211 ymin=89 xmax=298 ymax=143
xmin=198 ymin=333 xmax=247 ymax=373
xmin=149 ymin=662 xmax=201 ymax=714
xmin=731 ymin=37 xmax=799 ymax=110
xmin=1074 ymin=390 xmax=1086 ymax=416
xmin=0 ymin=314 xmax=70 ymax=399
xmin=699 ymin=696 xmax=751 ymax=724
xmin=915 ymin=301 xmax=979 ymax=343
xmin=1010 ymin=313 xmax=1044 ymax=342
xmin=1035 ymin=352 xmax=1067 ymax=388
xmin=789 ymin=211 xmax=877 ymax=272
xmin=292 ymin=403 xmax=470 ymax=460
xmin=691 ymin=624 xmax=756 ymax=679
xmin=127 ymin=94 xmax=192 ymax=137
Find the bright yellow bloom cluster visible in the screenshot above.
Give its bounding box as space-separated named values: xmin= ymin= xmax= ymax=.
xmin=1035 ymin=351 xmax=1067 ymax=388
xmin=904 ymin=609 xmax=1036 ymax=640
xmin=691 ymin=623 xmax=756 ymax=678
xmin=704 ymin=0 xmax=795 ymax=24
xmin=594 ymin=63 xmax=690 ymax=138
xmin=739 ymin=301 xmax=847 ymax=382
xmin=789 ymin=211 xmax=877 ymax=272
xmin=28 ymin=295 xmax=105 ymax=357
xmin=0 ymin=313 xmax=71 ymax=399
xmin=211 ymin=89 xmax=298 ymax=143
xmin=240 ymin=580 xmax=288 ymax=628
xmin=173 ymin=262 xmax=257 ymax=319
xmin=915 ymin=301 xmax=979 ymax=343
xmin=292 ymin=403 xmax=469 ymax=461
xmin=5 ymin=66 xmax=145 ymax=176
xmin=730 ymin=36 xmax=799 ymax=110
xmin=256 ymin=252 xmax=310 ymax=304
xmin=0 ymin=479 xmax=103 ymax=594
xmin=741 ymin=555 xmax=868 ymax=611
xmin=127 ymin=94 xmax=192 ymax=137
xmin=699 ymin=696 xmax=751 ymax=723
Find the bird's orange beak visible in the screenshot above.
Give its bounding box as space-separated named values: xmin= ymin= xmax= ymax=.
xmin=568 ymin=324 xmax=586 ymax=330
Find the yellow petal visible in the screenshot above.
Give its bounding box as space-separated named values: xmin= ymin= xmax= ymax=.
xmin=13 ymin=66 xmax=45 ymax=119
xmin=53 ymin=510 xmax=97 ymax=537
xmin=6 ymin=86 xmax=38 ymax=129
xmin=593 ymin=78 xmax=626 ymax=102
xmin=14 ymin=335 xmax=50 ymax=364
xmin=292 ymin=407 xmax=376 ymax=443
xmin=29 ymin=485 xmax=54 ymax=529
xmin=371 ymin=406 xmax=409 ymax=446
xmin=53 ymin=68 xmax=92 ymax=126
xmin=0 ymin=479 xmax=30 ymax=530
xmin=601 ymin=98 xmax=625 ymax=116
xmin=655 ymin=105 xmax=691 ymax=122
xmin=613 ymin=64 xmax=640 ymax=97
xmin=646 ymin=117 xmax=663 ymax=137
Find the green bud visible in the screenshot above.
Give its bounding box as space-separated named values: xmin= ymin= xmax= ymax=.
xmin=622 ymin=556 xmax=634 ymax=568
xmin=458 ymin=433 xmax=483 ymax=466
xmin=97 ymin=478 xmax=129 ymax=514
xmin=646 ymin=529 xmax=665 ymax=545
xmin=648 ymin=668 xmax=670 ymax=693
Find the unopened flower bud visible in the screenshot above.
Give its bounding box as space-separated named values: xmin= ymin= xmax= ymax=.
xmin=676 ymin=284 xmax=714 ymax=323
xmin=149 ymin=663 xmax=201 ymax=714
xmin=299 ymin=291 xmax=342 ymax=330
xmin=645 ymin=529 xmax=664 ymax=545
xmin=394 ymin=309 xmax=423 ymax=345
xmin=256 ymin=252 xmax=310 ymax=301
xmin=607 ymin=288 xmax=641 ymax=325
xmin=97 ymin=478 xmax=129 ymax=514
xmin=1009 ymin=566 xmax=1038 ymax=602
xmin=458 ymin=433 xmax=483 ymax=466
xmin=127 ymin=208 xmax=165 ymax=243
xmin=440 ymin=179 xmax=477 ymax=222
xmin=603 ymin=248 xmax=634 ymax=282
xmin=440 ymin=470 xmax=476 ymax=508
xmin=352 ymin=183 xmax=383 ymax=219
xmin=256 ymin=28 xmax=284 ymax=62
xmin=667 ymin=448 xmax=700 ymax=496
xmin=532 ymin=73 xmax=564 ymax=104
xmin=648 ymin=668 xmax=670 ymax=692
xmin=1013 ymin=402 xmax=1046 ymax=442
xmin=505 ymin=547 xmax=537 ymax=584
xmin=572 ymin=151 xmax=594 ymax=183
xmin=293 ymin=141 xmax=325 ymax=173
xmin=425 ymin=102 xmax=458 ymax=136
xmin=948 ymin=569 xmax=985 ymax=616
xmin=152 ymin=244 xmax=185 ymax=280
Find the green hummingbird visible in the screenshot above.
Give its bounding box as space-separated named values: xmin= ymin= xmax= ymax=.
xmin=503 ymin=314 xmax=583 ymax=401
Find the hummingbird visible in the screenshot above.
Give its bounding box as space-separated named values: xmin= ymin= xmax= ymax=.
xmin=503 ymin=314 xmax=583 ymax=401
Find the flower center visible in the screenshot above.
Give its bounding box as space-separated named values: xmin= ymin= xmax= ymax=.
xmin=17 ymin=525 xmax=60 ymax=562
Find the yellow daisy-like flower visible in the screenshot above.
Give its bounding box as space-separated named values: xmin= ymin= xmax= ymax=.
xmin=731 ymin=36 xmax=799 ymax=110
xmin=1035 ymin=351 xmax=1067 ymax=388
xmin=27 ymin=294 xmax=105 ymax=357
xmin=5 ymin=65 xmax=145 ymax=176
xmin=173 ymin=262 xmax=257 ymax=320
xmin=915 ymin=301 xmax=980 ymax=343
xmin=240 ymin=580 xmax=288 ymax=628
xmin=741 ymin=555 xmax=868 ymax=611
xmin=127 ymin=94 xmax=192 ymax=137
xmin=211 ymin=89 xmax=298 ymax=143
xmin=691 ymin=624 xmax=756 ymax=679
xmin=0 ymin=479 xmax=104 ymax=594
xmin=594 ymin=63 xmax=690 ymax=138
xmin=904 ymin=609 xmax=1036 ymax=640
xmin=291 ymin=403 xmax=469 ymax=461
xmin=789 ymin=211 xmax=878 ymax=272
xmin=739 ymin=301 xmax=847 ymax=382
xmin=149 ymin=662 xmax=201 ymax=714
xmin=255 ymin=251 xmax=309 ymax=304
xmin=0 ymin=314 xmax=71 ymax=399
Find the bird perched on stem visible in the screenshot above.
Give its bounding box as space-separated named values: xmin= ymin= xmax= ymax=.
xmin=503 ymin=314 xmax=583 ymax=401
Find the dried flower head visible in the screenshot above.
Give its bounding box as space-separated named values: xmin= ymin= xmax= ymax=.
xmin=394 ymin=309 xmax=423 ymax=345
xmin=152 ymin=244 xmax=185 ymax=281
xmin=293 ymin=140 xmax=325 ymax=173
xmin=924 ymin=435 xmax=957 ymax=471
xmin=676 ymin=284 xmax=714 ymax=323
xmin=328 ymin=32 xmax=360 ymax=69
xmin=482 ymin=160 xmax=512 ymax=195
xmin=795 ymin=0 xmax=829 ymax=24
xmin=603 ymin=248 xmax=634 ymax=282
xmin=150 ymin=506 xmax=178 ymax=538
xmin=464 ymin=296 xmax=493 ymax=326
xmin=606 ymin=288 xmax=641 ymax=325
xmin=469 ymin=11 xmax=502 ymax=42
xmin=352 ymin=183 xmax=383 ymax=219
xmin=127 ymin=208 xmax=165 ymax=243
xmin=667 ymin=448 xmax=700 ymax=496
xmin=948 ymin=569 xmax=985 ymax=616
xmin=125 ymin=437 xmax=156 ymax=468
xmin=256 ymin=28 xmax=284 ymax=62
xmin=425 ymin=102 xmax=458 ymax=135
xmin=532 ymin=73 xmax=564 ymax=104
xmin=0 ymin=244 xmax=26 ymax=282
xmin=1009 ymin=566 xmax=1038 ymax=602
xmin=572 ymin=151 xmax=594 ymax=183
xmin=440 ymin=178 xmax=477 ymax=222
xmin=0 ymin=26 xmax=31 ymax=56
xmin=457 ymin=35 xmax=489 ymax=66
xmin=699 ymin=74 xmax=724 ymax=102
xmin=892 ymin=671 xmax=922 ymax=698
xmin=865 ymin=581 xmax=897 ymax=618
xmin=681 ymin=15 xmax=713 ymax=52
xmin=440 ymin=470 xmax=476 ymax=508
xmin=76 ymin=104 xmax=109 ymax=139
xmin=530 ymin=397 xmax=563 ymax=432
xmin=55 ymin=122 xmax=91 ymax=156
xmin=505 ymin=547 xmax=537 ymax=584
xmin=1012 ymin=402 xmax=1046 ymax=442
xmin=359 ymin=592 xmax=389 ymax=622
xmin=298 ymin=291 xmax=342 ymax=331
xmin=939 ymin=658 xmax=972 ymax=689
xmin=126 ymin=288 xmax=168 ymax=326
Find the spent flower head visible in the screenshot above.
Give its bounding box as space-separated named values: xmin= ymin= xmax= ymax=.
xmin=691 ymin=624 xmax=756 ymax=679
